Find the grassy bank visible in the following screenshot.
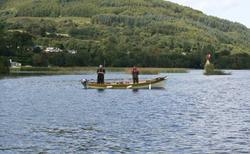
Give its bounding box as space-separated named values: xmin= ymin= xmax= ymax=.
xmin=125 ymin=68 xmax=188 ymax=74
xmin=204 ymin=70 xmax=231 ymax=75
xmin=204 ymin=63 xmax=231 ymax=75
xmin=10 ymin=67 xmax=188 ymax=75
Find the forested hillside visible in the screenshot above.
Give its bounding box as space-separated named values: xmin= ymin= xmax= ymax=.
xmin=1 ymin=0 xmax=250 ymax=68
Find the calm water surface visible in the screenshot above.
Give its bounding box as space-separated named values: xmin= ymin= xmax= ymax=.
xmin=0 ymin=70 xmax=250 ymax=153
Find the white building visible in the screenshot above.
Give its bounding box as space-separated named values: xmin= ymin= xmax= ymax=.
xmin=67 ymin=50 xmax=77 ymax=54
xmin=9 ymin=59 xmax=21 ymax=68
xmin=44 ymin=47 xmax=63 ymax=53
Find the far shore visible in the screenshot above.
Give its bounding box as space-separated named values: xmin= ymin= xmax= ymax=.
xmin=9 ymin=66 xmax=189 ymax=75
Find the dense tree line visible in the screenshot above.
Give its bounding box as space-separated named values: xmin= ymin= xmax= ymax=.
xmin=91 ymin=14 xmax=172 ymax=27
xmin=0 ymin=22 xmax=9 ymax=74
xmin=1 ymin=28 xmax=250 ymax=69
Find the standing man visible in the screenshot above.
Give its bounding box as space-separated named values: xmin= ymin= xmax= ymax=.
xmin=205 ymin=53 xmax=211 ymax=65
xmin=131 ymin=66 xmax=139 ymax=84
xmin=97 ymin=65 xmax=105 ymax=84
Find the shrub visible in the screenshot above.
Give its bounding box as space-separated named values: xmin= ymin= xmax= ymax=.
xmin=204 ymin=63 xmax=230 ymax=75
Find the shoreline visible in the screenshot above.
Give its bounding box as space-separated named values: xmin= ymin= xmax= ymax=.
xmin=9 ymin=67 xmax=189 ymax=75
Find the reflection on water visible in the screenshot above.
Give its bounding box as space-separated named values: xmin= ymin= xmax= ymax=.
xmin=97 ymin=89 xmax=105 ymax=93
xmin=132 ymin=89 xmax=139 ymax=93
xmin=1 ymin=70 xmax=250 ymax=153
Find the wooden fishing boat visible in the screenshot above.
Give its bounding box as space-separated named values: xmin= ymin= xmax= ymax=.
xmin=81 ymin=76 xmax=167 ymax=89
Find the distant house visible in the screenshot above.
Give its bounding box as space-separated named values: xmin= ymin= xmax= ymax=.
xmin=44 ymin=47 xmax=63 ymax=53
xmin=67 ymin=50 xmax=77 ymax=54
xmin=9 ymin=59 xmax=21 ymax=68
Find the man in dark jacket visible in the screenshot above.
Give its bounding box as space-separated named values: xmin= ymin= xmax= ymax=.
xmin=131 ymin=66 xmax=139 ymax=84
xmin=97 ymin=65 xmax=105 ymax=84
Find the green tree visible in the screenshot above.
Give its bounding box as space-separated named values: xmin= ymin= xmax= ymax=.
xmin=0 ymin=56 xmax=10 ymax=74
xmin=32 ymin=54 xmax=48 ymax=66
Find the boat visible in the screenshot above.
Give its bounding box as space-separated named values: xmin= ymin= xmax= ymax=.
xmin=81 ymin=76 xmax=167 ymax=89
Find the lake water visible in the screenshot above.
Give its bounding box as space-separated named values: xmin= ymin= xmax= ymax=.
xmin=1 ymin=70 xmax=250 ymax=153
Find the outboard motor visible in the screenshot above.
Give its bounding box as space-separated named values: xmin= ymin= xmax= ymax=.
xmin=81 ymin=79 xmax=88 ymax=89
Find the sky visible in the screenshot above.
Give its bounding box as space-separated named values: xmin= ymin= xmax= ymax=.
xmin=166 ymin=0 xmax=250 ymax=28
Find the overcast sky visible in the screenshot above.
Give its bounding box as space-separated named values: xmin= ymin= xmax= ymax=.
xmin=167 ymin=0 xmax=250 ymax=28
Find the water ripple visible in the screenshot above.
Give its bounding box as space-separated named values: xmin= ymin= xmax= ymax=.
xmin=1 ymin=71 xmax=250 ymax=153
